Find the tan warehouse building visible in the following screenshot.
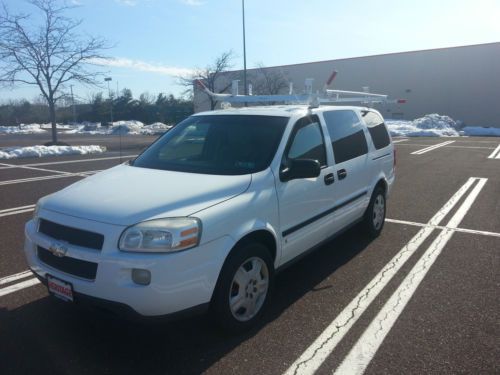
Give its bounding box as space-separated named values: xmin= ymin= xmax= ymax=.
xmin=194 ymin=42 xmax=500 ymax=128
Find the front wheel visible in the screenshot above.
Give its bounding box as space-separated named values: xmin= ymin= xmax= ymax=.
xmin=211 ymin=243 xmax=274 ymax=333
xmin=363 ymin=186 xmax=386 ymax=238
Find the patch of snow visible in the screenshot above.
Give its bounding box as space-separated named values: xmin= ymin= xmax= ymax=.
xmin=386 ymin=114 xmax=461 ymax=137
xmin=141 ymin=122 xmax=172 ymax=135
xmin=0 ymin=124 xmax=47 ymax=135
xmin=1 ymin=120 xmax=172 ymax=136
xmin=0 ymin=145 xmax=106 ymax=159
xmin=461 ymin=126 xmax=500 ymax=137
xmin=110 ymin=120 xmax=144 ymax=135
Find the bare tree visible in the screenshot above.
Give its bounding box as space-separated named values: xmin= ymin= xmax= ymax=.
xmin=252 ymin=63 xmax=289 ymax=95
xmin=0 ymin=0 xmax=109 ymax=144
xmin=179 ymin=50 xmax=234 ymax=110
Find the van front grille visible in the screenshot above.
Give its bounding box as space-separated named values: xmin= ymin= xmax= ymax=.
xmin=38 ymin=219 xmax=104 ymax=250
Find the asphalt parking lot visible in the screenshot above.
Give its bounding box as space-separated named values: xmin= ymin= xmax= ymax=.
xmin=0 ymin=135 xmax=499 ymax=375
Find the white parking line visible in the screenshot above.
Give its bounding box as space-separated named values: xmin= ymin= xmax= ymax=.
xmin=0 ymin=162 xmax=73 ymax=175
xmin=335 ymin=178 xmax=487 ymax=375
xmin=487 ymin=144 xmax=500 ymax=159
xmin=0 ymin=270 xmax=33 ymax=285
xmin=410 ymin=140 xmax=455 ymax=155
xmin=284 ymin=177 xmax=479 ymax=375
xmin=0 ymin=204 xmax=36 ymax=218
xmin=385 ymin=218 xmax=500 ymax=238
xmin=0 ymin=277 xmax=40 ymax=297
xmin=0 ymin=155 xmax=136 ymax=169
xmin=391 ymin=139 xmax=408 ymax=143
xmin=0 ymin=170 xmax=101 ymax=186
xmin=397 ymin=144 xmax=496 ymax=150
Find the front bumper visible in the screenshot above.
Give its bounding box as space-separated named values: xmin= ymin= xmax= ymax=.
xmin=24 ymin=210 xmax=235 ymax=316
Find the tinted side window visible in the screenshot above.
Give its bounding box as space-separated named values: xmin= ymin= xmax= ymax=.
xmin=287 ymin=116 xmax=327 ymax=166
xmin=363 ymin=111 xmax=390 ymax=149
xmin=323 ymin=110 xmax=368 ymax=163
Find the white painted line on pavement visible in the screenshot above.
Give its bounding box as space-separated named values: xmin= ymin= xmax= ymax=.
xmin=335 ymin=178 xmax=487 ymax=375
xmin=0 ymin=162 xmax=73 ymax=175
xmin=284 ymin=177 xmax=479 ymax=375
xmin=0 ymin=170 xmax=101 ymax=186
xmin=410 ymin=140 xmax=455 ymax=155
xmin=0 ymin=270 xmax=33 ymax=285
xmin=391 ymin=139 xmax=408 ymax=143
xmin=398 ymin=144 xmax=497 ymax=150
xmin=487 ymin=144 xmax=500 ymax=159
xmin=0 ymin=208 xmax=35 ymax=218
xmin=0 ymin=154 xmax=136 ymax=169
xmin=0 ymin=204 xmax=36 ymax=214
xmin=0 ymin=277 xmax=40 ymax=297
xmin=385 ymin=218 xmax=500 ymax=238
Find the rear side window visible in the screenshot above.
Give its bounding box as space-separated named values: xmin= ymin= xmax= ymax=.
xmin=323 ymin=110 xmax=368 ymax=163
xmin=286 ymin=115 xmax=327 ymax=166
xmin=363 ymin=111 xmax=391 ymax=149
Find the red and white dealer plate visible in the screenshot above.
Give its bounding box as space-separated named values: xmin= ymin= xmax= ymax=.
xmin=47 ymin=274 xmax=74 ymax=302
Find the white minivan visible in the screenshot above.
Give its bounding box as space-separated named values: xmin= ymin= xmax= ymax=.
xmin=24 ymin=105 xmax=395 ymax=332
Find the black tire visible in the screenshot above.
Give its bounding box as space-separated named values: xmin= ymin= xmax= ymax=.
xmin=211 ymin=242 xmax=274 ymax=333
xmin=363 ymin=186 xmax=386 ymax=238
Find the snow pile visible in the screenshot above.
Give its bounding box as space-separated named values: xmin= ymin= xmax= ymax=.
xmin=386 ymin=114 xmax=461 ymax=137
xmin=0 ymin=145 xmax=106 ymax=159
xmin=40 ymin=123 xmax=80 ymax=130
xmin=141 ymin=122 xmax=172 ymax=135
xmin=461 ymin=126 xmax=500 ymax=137
xmin=0 ymin=124 xmax=48 ymax=135
xmin=0 ymin=120 xmax=170 ymax=136
xmin=110 ymin=120 xmax=145 ymax=135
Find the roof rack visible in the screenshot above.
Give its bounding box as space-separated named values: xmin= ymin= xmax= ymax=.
xmin=195 ymin=69 xmax=407 ymax=108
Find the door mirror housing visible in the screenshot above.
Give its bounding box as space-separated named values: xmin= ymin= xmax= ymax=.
xmin=280 ymin=158 xmax=321 ymax=182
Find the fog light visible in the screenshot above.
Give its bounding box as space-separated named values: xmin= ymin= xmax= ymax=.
xmin=132 ymin=269 xmax=151 ymax=286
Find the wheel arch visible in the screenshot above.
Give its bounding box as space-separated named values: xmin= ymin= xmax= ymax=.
xmin=231 ymin=229 xmax=277 ymax=263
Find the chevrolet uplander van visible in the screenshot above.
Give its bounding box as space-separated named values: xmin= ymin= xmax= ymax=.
xmin=24 ymin=105 xmax=395 ymax=332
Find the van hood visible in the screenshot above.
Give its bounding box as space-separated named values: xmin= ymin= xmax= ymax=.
xmin=42 ymin=165 xmax=252 ymax=226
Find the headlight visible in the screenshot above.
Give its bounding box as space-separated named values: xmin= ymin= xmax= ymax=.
xmin=118 ymin=217 xmax=201 ymax=253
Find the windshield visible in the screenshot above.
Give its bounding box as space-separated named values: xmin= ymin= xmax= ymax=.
xmin=132 ymin=114 xmax=289 ymax=175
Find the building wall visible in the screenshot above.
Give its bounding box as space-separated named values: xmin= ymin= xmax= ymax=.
xmin=194 ymin=42 xmax=500 ymax=127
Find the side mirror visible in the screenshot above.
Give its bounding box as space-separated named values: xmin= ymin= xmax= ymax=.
xmin=280 ymin=158 xmax=321 ymax=182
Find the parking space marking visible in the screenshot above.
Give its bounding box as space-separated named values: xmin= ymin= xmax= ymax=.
xmin=0 ymin=162 xmax=73 ymax=175
xmin=0 ymin=155 xmax=136 ymax=169
xmin=0 ymin=170 xmax=101 ymax=186
xmin=335 ymin=178 xmax=487 ymax=375
xmin=0 ymin=204 xmax=36 ymax=217
xmin=0 ymin=270 xmax=33 ymax=285
xmin=0 ymin=277 xmax=40 ymax=297
xmin=487 ymin=144 xmax=500 ymax=159
xmin=284 ymin=177 xmax=479 ymax=375
xmin=391 ymin=139 xmax=408 ymax=143
xmin=396 ymin=143 xmax=496 ymax=150
xmin=410 ymin=140 xmax=455 ymax=155
xmin=386 ymin=218 xmax=500 ymax=238
xmin=0 ymin=271 xmax=41 ymax=298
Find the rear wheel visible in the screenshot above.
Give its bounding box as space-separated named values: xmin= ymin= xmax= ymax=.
xmin=363 ymin=186 xmax=386 ymax=238
xmin=211 ymin=243 xmax=274 ymax=333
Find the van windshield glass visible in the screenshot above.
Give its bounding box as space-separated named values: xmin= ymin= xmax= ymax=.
xmin=132 ymin=115 xmax=289 ymax=175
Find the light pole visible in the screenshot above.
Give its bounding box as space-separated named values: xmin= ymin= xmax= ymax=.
xmin=70 ymin=84 xmax=76 ymax=124
xmin=242 ymin=0 xmax=247 ymax=96
xmin=105 ymin=77 xmax=113 ymax=126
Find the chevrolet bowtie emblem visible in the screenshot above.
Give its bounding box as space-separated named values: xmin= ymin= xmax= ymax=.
xmin=48 ymin=242 xmax=68 ymax=258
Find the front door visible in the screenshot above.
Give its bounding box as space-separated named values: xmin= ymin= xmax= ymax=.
xmin=274 ymin=115 xmax=337 ymax=265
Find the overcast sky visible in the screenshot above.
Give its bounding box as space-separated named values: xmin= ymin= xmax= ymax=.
xmin=1 ymin=0 xmax=499 ymax=102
